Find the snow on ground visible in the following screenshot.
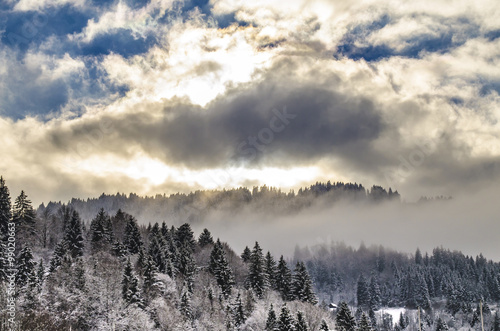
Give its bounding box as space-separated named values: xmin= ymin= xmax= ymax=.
xmin=376 ymin=307 xmax=407 ymax=325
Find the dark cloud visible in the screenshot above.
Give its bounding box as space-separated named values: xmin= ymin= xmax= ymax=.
xmin=44 ymin=63 xmax=384 ymax=169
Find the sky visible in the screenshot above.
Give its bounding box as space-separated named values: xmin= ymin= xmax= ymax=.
xmin=0 ymin=0 xmax=500 ymax=207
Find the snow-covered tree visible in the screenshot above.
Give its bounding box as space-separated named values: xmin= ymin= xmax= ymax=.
xmin=292 ymin=261 xmax=317 ymax=304
xmin=369 ymin=276 xmax=382 ymax=310
xmin=90 ymin=208 xmax=113 ymax=252
xmin=64 ymin=210 xmax=84 ymax=258
xmin=295 ymin=311 xmax=309 ymax=331
xmin=241 ymin=246 xmax=251 ymax=263
xmin=276 ymin=255 xmax=293 ymax=301
xmin=123 ymin=215 xmax=143 ymax=254
xmin=12 ymin=190 xmax=36 ymax=246
xmin=198 ymin=228 xmax=214 ymax=247
xmin=357 ymin=274 xmax=370 ymax=308
xmin=122 ymin=258 xmax=143 ymax=306
xmin=278 ymin=304 xmax=295 ymax=331
xmin=16 ymin=246 xmax=36 ymax=288
xmin=0 ymin=176 xmax=11 ymax=240
xmin=358 ymin=312 xmax=372 ymax=331
xmin=336 ymin=301 xmax=356 ymax=331
xmin=247 ymin=241 xmax=269 ymax=299
xmin=266 ymin=304 xmax=279 ymax=331
xmin=209 ymin=239 xmax=235 ymax=298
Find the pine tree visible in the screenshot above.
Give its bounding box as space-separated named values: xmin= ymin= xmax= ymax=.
xmin=247 ymin=241 xmax=269 ymax=299
xmin=435 ymin=317 xmax=449 ymax=331
xmin=12 ymin=190 xmax=36 ymax=245
xmin=357 ymin=274 xmax=371 ymax=308
xmin=0 ymin=176 xmax=11 ymax=240
xmin=209 ymin=239 xmax=235 ymax=298
xmin=49 ymin=241 xmax=66 ymax=272
xmin=175 ymin=223 xmax=196 ymax=252
xmin=415 ymin=248 xmax=423 ymax=265
xmin=292 ymin=261 xmax=317 ymax=304
xmin=336 ymin=301 xmax=357 ymax=331
xmin=64 ymin=210 xmax=84 ymax=258
xmin=122 ymin=258 xmax=142 ymax=306
xmin=319 ymin=320 xmax=330 ymax=331
xmin=241 ymin=246 xmax=251 ymax=263
xmin=90 ymin=208 xmax=113 ymax=252
xmin=265 ymin=304 xmax=278 ymax=331
xmin=143 ymin=256 xmax=159 ymax=302
xmin=276 ymin=255 xmax=293 ymax=301
xmin=295 ymin=311 xmax=309 ymax=331
xmin=177 ymin=243 xmax=196 ymax=292
xmin=148 ymin=232 xmax=166 ymax=272
xmin=198 ymin=228 xmax=214 ymax=247
xmin=278 ymin=304 xmax=295 ymax=331
xmin=398 ymin=312 xmax=408 ymax=330
xmin=16 ymin=246 xmax=35 ymax=288
xmin=233 ymin=293 xmax=246 ymax=327
xmin=123 ymin=215 xmax=143 ymax=254
xmin=265 ymin=251 xmax=278 ymax=290
xmin=369 ymin=276 xmax=381 ymax=310
xmin=358 ymin=312 xmax=372 ymax=331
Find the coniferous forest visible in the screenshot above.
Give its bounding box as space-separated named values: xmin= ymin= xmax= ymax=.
xmin=0 ymin=176 xmax=499 ymax=331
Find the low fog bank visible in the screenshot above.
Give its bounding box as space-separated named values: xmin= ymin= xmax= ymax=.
xmin=195 ymin=187 xmax=500 ymax=262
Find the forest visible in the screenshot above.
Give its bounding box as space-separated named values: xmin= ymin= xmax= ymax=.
xmin=0 ymin=176 xmax=499 ymax=331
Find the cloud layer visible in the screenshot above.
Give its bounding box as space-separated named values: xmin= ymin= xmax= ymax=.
xmin=0 ymin=0 xmax=500 ymax=206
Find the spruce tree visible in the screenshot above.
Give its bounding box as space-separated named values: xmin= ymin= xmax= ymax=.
xmin=241 ymin=246 xmax=251 ymax=263
xmin=358 ymin=312 xmax=372 ymax=331
xmin=177 ymin=243 xmax=196 ymax=292
xmin=49 ymin=241 xmax=66 ymax=272
xmin=357 ymin=274 xmax=370 ymax=308
xmin=89 ymin=208 xmax=113 ymax=252
xmin=295 ymin=311 xmax=309 ymax=331
xmin=369 ymin=276 xmax=381 ymax=310
xmin=319 ymin=320 xmax=330 ymax=331
xmin=122 ymin=258 xmax=142 ymax=306
xmin=209 ymin=239 xmax=235 ymax=298
xmin=175 ymin=223 xmax=196 ymax=252
xmin=198 ymin=228 xmax=214 ymax=247
xmin=278 ymin=304 xmax=295 ymax=331
xmin=265 ymin=304 xmax=278 ymax=331
xmin=123 ymin=216 xmax=143 ymax=254
xmin=233 ymin=293 xmax=246 ymax=327
xmin=148 ymin=233 xmax=166 ymax=272
xmin=143 ymin=256 xmax=159 ymax=303
xmin=265 ymin=251 xmax=278 ymax=290
xmin=292 ymin=261 xmax=317 ymax=304
xmin=64 ymin=210 xmax=84 ymax=258
xmin=0 ymin=176 xmax=11 ymax=239
xmin=276 ymin=255 xmax=293 ymax=301
xmin=247 ymin=241 xmax=269 ymax=299
xmin=16 ymin=246 xmax=35 ymax=288
xmin=12 ymin=190 xmax=36 ymax=245
xmin=336 ymin=301 xmax=357 ymax=331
